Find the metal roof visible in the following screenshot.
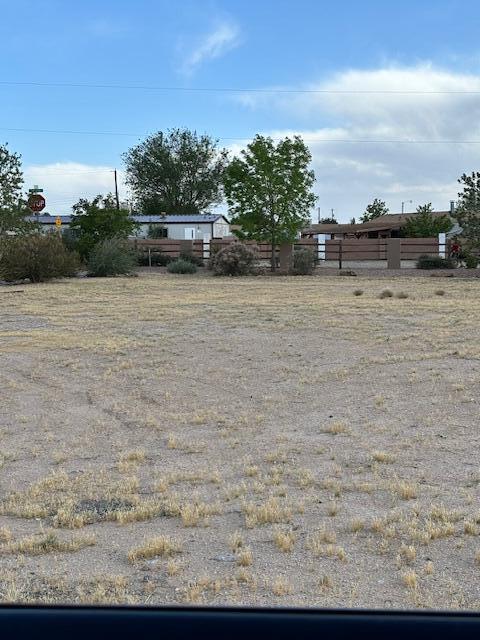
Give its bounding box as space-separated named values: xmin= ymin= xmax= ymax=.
xmin=26 ymin=215 xmax=72 ymax=223
xmin=130 ymin=214 xmax=229 ymax=224
xmin=28 ymin=213 xmax=229 ymax=225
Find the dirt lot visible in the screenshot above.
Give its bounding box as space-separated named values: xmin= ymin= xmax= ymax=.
xmin=0 ymin=273 xmax=479 ymax=609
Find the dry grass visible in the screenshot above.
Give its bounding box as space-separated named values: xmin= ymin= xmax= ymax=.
xmin=271 ymin=576 xmax=292 ymax=596
xmin=1 ymin=273 xmax=480 ymax=609
xmin=127 ymin=536 xmax=182 ymax=562
xmin=372 ymin=450 xmax=395 ymax=464
xmin=273 ymin=528 xmax=296 ymax=552
xmin=236 ymin=547 xmax=253 ymax=566
xmin=0 ymin=531 xmax=95 ymax=556
xmin=242 ymin=497 xmax=292 ymax=528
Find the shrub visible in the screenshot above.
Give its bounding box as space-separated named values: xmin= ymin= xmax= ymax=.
xmin=416 ymin=254 xmax=454 ymax=269
xmin=87 ymin=238 xmax=137 ymax=277
xmin=179 ymin=251 xmax=203 ymax=267
xmin=379 ymin=289 xmax=393 ymax=299
xmin=0 ymin=233 xmax=80 ymax=283
xmin=292 ymin=248 xmax=316 ymax=275
xmin=353 ymin=289 xmax=363 ymax=296
xmin=211 ymin=243 xmax=257 ymax=276
xmin=167 ymin=258 xmax=197 ymax=274
xmin=137 ymin=251 xmax=172 ymax=266
xmin=463 ymin=253 xmax=479 ymax=269
xmin=396 ymin=291 xmax=409 ymax=299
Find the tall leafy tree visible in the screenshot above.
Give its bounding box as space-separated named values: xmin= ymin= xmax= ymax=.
xmin=70 ymin=194 xmax=138 ymax=259
xmin=0 ymin=143 xmax=33 ymax=239
xmin=360 ymin=198 xmax=389 ymax=223
xmin=123 ymin=128 xmax=229 ymax=215
xmin=224 ymin=135 xmax=316 ymax=271
xmin=402 ymin=203 xmax=452 ymax=237
xmin=454 ymin=171 xmax=480 ymax=250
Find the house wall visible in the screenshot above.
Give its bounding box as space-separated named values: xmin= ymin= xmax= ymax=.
xmin=167 ymin=223 xmax=213 ymax=240
xmin=213 ymin=221 xmax=230 ymax=237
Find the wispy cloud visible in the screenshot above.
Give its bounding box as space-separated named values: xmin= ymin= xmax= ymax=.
xmin=179 ymin=21 xmax=241 ymax=75
xmin=230 ymin=64 xmax=480 ymax=218
xmin=24 ymin=163 xmax=125 ymax=215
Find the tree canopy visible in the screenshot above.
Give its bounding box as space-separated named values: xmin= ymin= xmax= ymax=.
xmin=123 ymin=128 xmax=229 ymax=215
xmin=454 ymin=171 xmax=480 ymax=250
xmin=360 ymin=198 xmax=389 ymax=223
xmin=402 ymin=203 xmax=452 ymax=238
xmin=70 ymin=194 xmax=138 ymax=259
xmin=224 ymin=134 xmax=316 ymax=271
xmin=0 ymin=143 xmax=34 ymax=239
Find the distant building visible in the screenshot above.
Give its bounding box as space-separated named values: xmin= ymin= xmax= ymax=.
xmin=27 ymin=213 xmax=231 ymax=241
xmin=302 ymin=211 xmax=454 ymax=239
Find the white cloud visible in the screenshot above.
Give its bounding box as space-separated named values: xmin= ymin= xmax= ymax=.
xmin=232 ymin=64 xmax=480 ymax=220
xmin=24 ymin=163 xmax=127 ymax=215
xmin=180 ymin=21 xmax=240 ymax=75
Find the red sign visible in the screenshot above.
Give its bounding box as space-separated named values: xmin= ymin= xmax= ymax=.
xmin=28 ymin=194 xmax=46 ymax=213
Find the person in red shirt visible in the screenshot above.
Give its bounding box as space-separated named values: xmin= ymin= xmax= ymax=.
xmin=451 ymin=238 xmax=460 ymax=260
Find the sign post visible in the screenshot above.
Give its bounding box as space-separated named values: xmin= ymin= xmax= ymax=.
xmin=27 ymin=185 xmax=46 ymax=215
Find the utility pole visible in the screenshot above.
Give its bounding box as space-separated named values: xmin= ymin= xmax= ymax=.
xmin=114 ymin=169 xmax=120 ymax=210
xmin=317 ymin=207 xmax=321 ymax=223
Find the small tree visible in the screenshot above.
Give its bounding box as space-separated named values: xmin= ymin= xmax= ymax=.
xmin=403 ymin=203 xmax=453 ymax=238
xmin=455 ymin=171 xmax=480 ymax=251
xmin=0 ymin=143 xmax=35 ymax=240
xmin=123 ymin=128 xmax=229 ymax=215
xmin=147 ymin=223 xmax=167 ymax=239
xmin=70 ymin=194 xmax=138 ymax=260
xmin=224 ymin=135 xmax=316 ymax=271
xmin=361 ymin=198 xmax=389 ymax=223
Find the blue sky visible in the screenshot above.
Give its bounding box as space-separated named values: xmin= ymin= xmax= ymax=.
xmin=1 ymin=0 xmax=480 ymax=218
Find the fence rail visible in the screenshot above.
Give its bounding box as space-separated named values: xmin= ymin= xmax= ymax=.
xmin=130 ymin=236 xmax=450 ymax=269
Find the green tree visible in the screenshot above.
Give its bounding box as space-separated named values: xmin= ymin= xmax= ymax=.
xmin=402 ymin=203 xmax=452 ymax=238
xmin=318 ymin=217 xmax=338 ymax=224
xmin=123 ymin=128 xmax=229 ymax=215
xmin=70 ymin=194 xmax=138 ymax=260
xmin=360 ymin=198 xmax=389 ymax=223
xmin=224 ymin=135 xmax=316 ymax=271
xmin=454 ymin=171 xmax=480 ymax=250
xmin=0 ymin=143 xmax=34 ymax=239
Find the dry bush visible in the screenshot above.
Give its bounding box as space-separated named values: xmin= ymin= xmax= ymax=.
xmin=242 ymin=497 xmax=292 ymax=528
xmin=228 ymin=530 xmax=244 ymax=552
xmin=273 ymin=528 xmax=296 ymax=552
xmin=325 ymin=421 xmax=349 ymax=435
xmin=401 ymin=570 xmax=418 ymax=590
xmin=399 ymin=544 xmax=416 ymax=564
xmin=349 ymin=519 xmax=365 ymax=533
xmin=372 ymin=450 xmax=395 ymax=464
xmin=271 ymin=576 xmax=292 ymax=596
xmin=236 ymin=547 xmax=253 ymax=567
xmin=392 ymin=480 xmax=418 ymax=500
xmin=180 ymin=500 xmax=221 ymax=527
xmin=128 ymin=536 xmax=181 ymax=562
xmin=0 ymin=531 xmax=95 ymax=556
xmin=379 ymin=289 xmax=393 ymax=299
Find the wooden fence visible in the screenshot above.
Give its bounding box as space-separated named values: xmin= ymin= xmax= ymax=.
xmin=131 ymin=236 xmax=447 ymax=268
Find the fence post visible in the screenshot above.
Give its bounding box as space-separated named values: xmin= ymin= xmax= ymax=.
xmin=338 ymin=239 xmax=343 ymax=270
xmin=387 ymin=238 xmax=401 ymax=269
xmin=438 ymin=233 xmax=446 ymax=258
xmin=148 ymin=247 xmax=152 ymax=268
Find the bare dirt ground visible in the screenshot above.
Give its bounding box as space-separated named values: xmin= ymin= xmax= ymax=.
xmin=0 ymin=273 xmax=479 ymax=609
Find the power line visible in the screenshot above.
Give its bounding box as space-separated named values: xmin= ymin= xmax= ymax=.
xmin=1 ymin=80 xmax=480 ymax=95
xmin=4 ymin=126 xmax=480 ymax=144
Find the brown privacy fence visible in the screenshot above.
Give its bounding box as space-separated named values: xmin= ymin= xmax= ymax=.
xmin=131 ymin=238 xmax=204 ymax=262
xmin=323 ymin=238 xmax=442 ymax=263
xmin=131 ymin=236 xmax=447 ymax=269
